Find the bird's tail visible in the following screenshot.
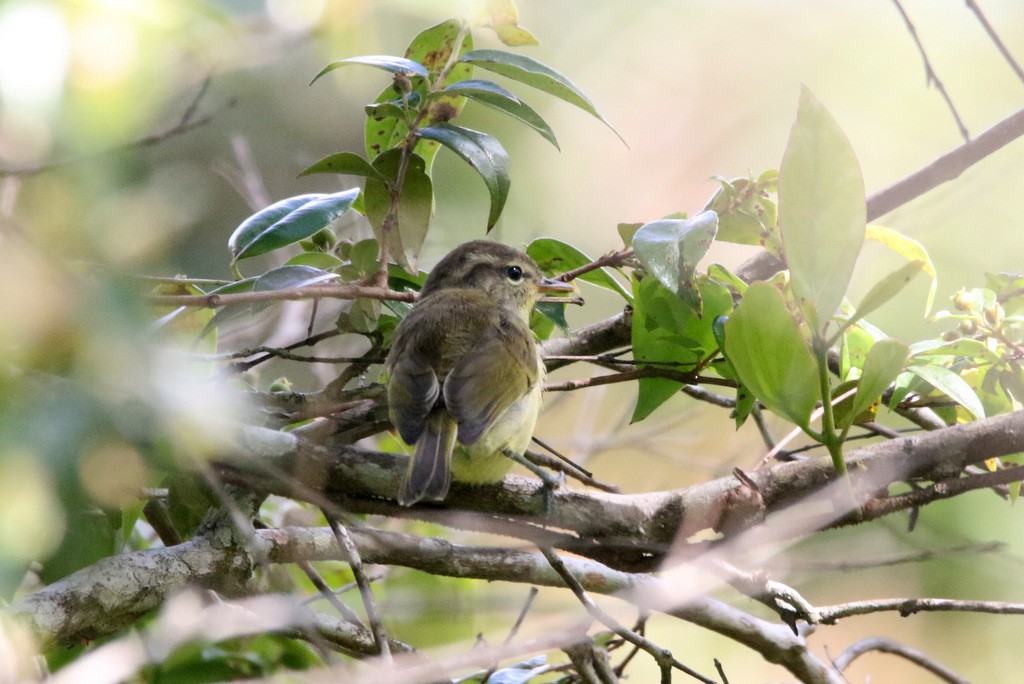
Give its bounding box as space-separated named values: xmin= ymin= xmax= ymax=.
xmin=398 ymin=411 xmax=456 ymax=506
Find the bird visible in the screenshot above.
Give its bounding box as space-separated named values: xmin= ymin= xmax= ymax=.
xmin=384 ymin=239 xmax=575 ymax=506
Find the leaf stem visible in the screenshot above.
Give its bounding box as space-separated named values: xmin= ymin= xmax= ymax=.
xmin=373 ymin=22 xmax=472 ymax=287
xmin=814 ymin=337 xmax=847 ymax=476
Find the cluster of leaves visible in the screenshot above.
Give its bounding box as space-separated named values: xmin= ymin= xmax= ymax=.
xmin=177 ymin=11 xmax=619 ymax=347
xmin=623 ymin=86 xmax=1022 ymax=477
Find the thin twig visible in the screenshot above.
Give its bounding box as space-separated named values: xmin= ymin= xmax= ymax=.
xmin=712 ymin=659 xmax=730 ymax=684
xmin=481 ymin=587 xmax=540 ymax=684
xmin=891 ymin=0 xmax=970 ymax=141
xmin=816 ymin=596 xmax=1024 ymax=623
xmin=774 ymin=541 xmax=1004 ymax=574
xmin=833 ymin=636 xmax=968 ymax=683
xmin=322 ymin=511 xmax=391 ymax=661
xmin=539 ymin=546 xmax=717 ymax=684
xmin=965 ymin=0 xmax=1024 ymax=88
xmin=612 ymin=613 xmax=648 ymax=678
xmin=223 ymin=329 xmax=343 ymax=372
xmin=544 ymin=368 xmax=735 ymax=393
xmin=296 ymin=559 xmax=365 ymax=625
xmin=554 ymin=248 xmax=634 ymax=284
xmin=0 ymin=76 xmax=232 ymax=176
xmin=147 ymin=283 xmax=416 ymax=308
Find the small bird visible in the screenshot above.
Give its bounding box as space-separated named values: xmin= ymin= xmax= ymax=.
xmin=385 ymin=240 xmax=574 ymax=505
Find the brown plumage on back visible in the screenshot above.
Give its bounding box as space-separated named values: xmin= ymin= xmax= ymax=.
xmin=385 ymin=240 xmax=573 ymax=505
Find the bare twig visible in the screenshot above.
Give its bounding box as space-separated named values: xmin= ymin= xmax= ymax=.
xmin=544 ymin=368 xmax=734 ymax=393
xmin=554 ymin=248 xmax=634 ymax=284
xmin=322 ymin=512 xmax=391 ymax=661
xmin=815 ymin=596 xmax=1024 ymax=623
xmin=219 ymin=134 xmax=271 ymax=210
xmin=773 ymin=541 xmax=1004 ymax=574
xmin=481 ymin=587 xmax=540 ymax=684
xmin=965 ymin=0 xmax=1024 ymax=88
xmin=890 ymin=0 xmax=970 ymax=140
xmin=833 ymin=636 xmax=968 ymax=683
xmin=147 ymin=283 xmax=416 ymax=308
xmin=539 ymin=546 xmax=717 ymax=684
xmin=0 ymin=76 xmax=231 ymax=177
xmin=295 ymin=559 xmax=365 ymax=626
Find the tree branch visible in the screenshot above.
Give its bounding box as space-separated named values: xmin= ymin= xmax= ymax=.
xmin=0 ymin=77 xmax=232 ymax=177
xmin=147 ymin=284 xmax=416 ymax=308
xmin=833 ymin=636 xmax=969 ymax=684
xmin=218 ymin=410 xmax=1024 ymax=557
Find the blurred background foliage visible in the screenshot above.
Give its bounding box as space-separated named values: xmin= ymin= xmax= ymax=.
xmin=2 ymin=1 xmax=1024 ymax=681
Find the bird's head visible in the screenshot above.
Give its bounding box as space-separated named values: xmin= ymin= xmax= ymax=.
xmin=419 ymin=240 xmax=574 ymax=320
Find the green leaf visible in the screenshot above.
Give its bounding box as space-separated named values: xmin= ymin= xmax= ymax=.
xmin=311 ymin=55 xmax=430 ymax=85
xmin=723 ymin=283 xmax=820 ymax=429
xmin=866 ymin=224 xmax=938 ymax=316
xmin=253 ymin=265 xmax=339 ymax=292
xmin=363 ymin=150 xmax=433 ymax=272
xmin=527 ymin=237 xmax=631 ymax=301
xmin=618 ymin=222 xmax=642 ymax=247
xmin=630 ymin=276 xmax=732 ymax=422
xmin=850 ymin=260 xmax=926 ymax=324
xmin=437 ymin=78 xmax=521 ymax=101
xmin=284 ymin=252 xmax=344 ymax=270
xmin=348 ymin=297 xmax=381 ymax=333
xmin=779 ymin=85 xmax=866 ymax=328
xmin=350 ymin=238 xmax=381 ymax=276
xmin=707 ymin=263 xmax=749 ymax=296
xmin=298 ymin=152 xmax=384 ymax=180
xmin=705 ymin=174 xmax=782 ymax=257
xmin=417 ymin=124 xmax=509 ymax=230
xmin=229 ymin=190 xmax=359 ymax=262
xmin=534 ymin=301 xmax=570 ymax=336
xmin=839 ymin=324 xmax=877 ymax=380
xmin=909 ymin=338 xmax=1003 ymax=365
xmin=840 ymin=339 xmax=908 ymax=428
xmin=364 ymin=96 xmax=418 ymax=122
xmin=986 ymin=272 xmax=1024 ymax=317
xmin=194 ymin=277 xmax=258 ymax=342
xmin=632 ymin=211 xmax=718 ymax=314
xmin=364 ymin=19 xmax=474 ymax=166
xmin=39 ymin=510 xmax=116 ymax=583
xmin=441 ymin=79 xmax=558 ymax=148
xmin=459 ymin=49 xmax=622 ymax=141
xmin=905 ymin=364 xmax=986 ymax=420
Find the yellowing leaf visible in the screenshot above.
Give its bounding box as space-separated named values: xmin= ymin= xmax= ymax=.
xmin=867 ymin=224 xmax=938 ymax=316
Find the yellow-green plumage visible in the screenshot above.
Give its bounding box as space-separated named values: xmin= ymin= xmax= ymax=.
xmin=385 ymin=240 xmax=573 ymax=506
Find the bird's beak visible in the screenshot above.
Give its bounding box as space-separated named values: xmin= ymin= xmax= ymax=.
xmin=538 ymin=277 xmax=576 ymax=294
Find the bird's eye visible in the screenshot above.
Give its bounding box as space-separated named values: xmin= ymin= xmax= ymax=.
xmin=505 ymin=265 xmax=523 ymax=282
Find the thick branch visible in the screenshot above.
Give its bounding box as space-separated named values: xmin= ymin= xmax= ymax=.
xmin=267 ymin=525 xmax=843 ymax=684
xmin=10 ymin=498 xmax=264 ymax=647
xmin=219 ymin=410 xmax=1024 ymax=566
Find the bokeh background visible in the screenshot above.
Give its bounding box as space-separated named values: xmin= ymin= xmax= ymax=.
xmin=3 ymin=0 xmax=1024 ymax=681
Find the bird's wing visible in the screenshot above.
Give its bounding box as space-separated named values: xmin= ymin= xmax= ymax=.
xmin=443 ymin=315 xmax=539 ymax=446
xmin=386 ymin=344 xmax=440 ymax=446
